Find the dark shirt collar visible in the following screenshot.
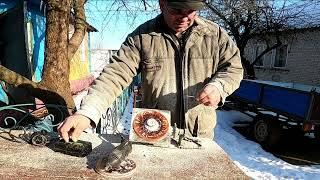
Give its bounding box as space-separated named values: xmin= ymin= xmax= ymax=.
xmin=157 ymin=14 xmax=197 ymax=38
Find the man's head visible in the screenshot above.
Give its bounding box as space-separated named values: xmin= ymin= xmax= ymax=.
xmin=159 ymin=0 xmax=205 ymax=34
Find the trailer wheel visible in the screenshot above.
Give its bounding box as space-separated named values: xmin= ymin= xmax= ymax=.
xmin=254 ymin=119 xmax=268 ymax=142
xmin=253 ymin=116 xmax=281 ymax=148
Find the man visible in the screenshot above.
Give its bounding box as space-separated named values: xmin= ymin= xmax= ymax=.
xmin=58 ymin=0 xmax=243 ymax=142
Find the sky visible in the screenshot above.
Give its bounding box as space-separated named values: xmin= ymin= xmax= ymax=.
xmin=84 ymin=0 xmax=320 ymax=50
xmin=85 ymin=0 xmax=160 ymax=50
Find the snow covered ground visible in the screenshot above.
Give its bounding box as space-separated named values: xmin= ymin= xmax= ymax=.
xmin=115 ymin=95 xmax=320 ymax=179
xmin=216 ymin=110 xmax=320 ymax=179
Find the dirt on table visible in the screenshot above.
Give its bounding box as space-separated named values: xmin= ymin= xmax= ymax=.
xmin=0 ymin=130 xmax=248 ymax=179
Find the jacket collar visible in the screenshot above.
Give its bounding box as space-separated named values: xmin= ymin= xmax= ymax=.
xmin=193 ymin=16 xmax=214 ymax=35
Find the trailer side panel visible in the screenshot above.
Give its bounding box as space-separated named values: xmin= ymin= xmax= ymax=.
xmin=261 ymin=86 xmax=311 ymax=119
xmin=233 ymin=81 xmax=262 ymax=104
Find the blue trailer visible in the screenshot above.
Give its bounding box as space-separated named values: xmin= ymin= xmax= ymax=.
xmin=225 ymin=79 xmax=320 ymax=147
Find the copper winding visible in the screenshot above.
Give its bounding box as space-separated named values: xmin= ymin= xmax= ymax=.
xmin=133 ymin=110 xmax=169 ymax=142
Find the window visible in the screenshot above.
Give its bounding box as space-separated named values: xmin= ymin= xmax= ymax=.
xmin=254 ymin=45 xmax=265 ymax=67
xmin=273 ymin=45 xmax=287 ymax=68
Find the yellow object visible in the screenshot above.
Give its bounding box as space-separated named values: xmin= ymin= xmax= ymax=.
xmin=69 ymin=33 xmax=90 ymax=81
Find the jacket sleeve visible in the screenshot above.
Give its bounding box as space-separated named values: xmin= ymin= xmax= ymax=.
xmin=208 ymin=27 xmax=243 ymax=105
xmin=76 ymin=34 xmax=141 ymax=126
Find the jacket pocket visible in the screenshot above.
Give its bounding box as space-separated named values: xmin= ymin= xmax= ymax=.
xmin=142 ymin=59 xmax=163 ymax=72
xmin=197 ymin=106 xmax=217 ymax=138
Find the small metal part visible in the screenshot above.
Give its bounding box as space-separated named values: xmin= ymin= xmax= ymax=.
xmin=178 ymin=134 xmax=184 ymax=148
xmin=31 ymin=133 xmax=48 ymax=146
xmin=177 ymin=134 xmax=202 ymax=149
xmin=186 ymin=95 xmax=196 ymax=99
xmin=29 ymin=131 xmax=51 ymax=146
xmin=26 ymin=131 xmax=59 ymax=146
xmin=95 ymin=137 xmax=136 ymax=177
xmin=183 ymin=137 xmax=202 ymax=148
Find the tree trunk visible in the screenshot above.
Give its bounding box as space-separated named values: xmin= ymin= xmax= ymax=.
xmin=39 ymin=0 xmax=73 ymax=110
xmin=238 ymin=47 xmax=255 ymax=79
xmin=0 ymin=0 xmax=87 ymax=121
xmin=241 ymin=56 xmax=256 ymax=79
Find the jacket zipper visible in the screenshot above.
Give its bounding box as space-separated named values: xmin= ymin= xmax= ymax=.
xmin=178 ymin=38 xmax=186 ymax=130
xmin=163 ymin=33 xmax=186 ymax=132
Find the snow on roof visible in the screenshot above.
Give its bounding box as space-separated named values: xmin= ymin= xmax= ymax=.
xmin=247 ymin=79 xmax=320 ymax=93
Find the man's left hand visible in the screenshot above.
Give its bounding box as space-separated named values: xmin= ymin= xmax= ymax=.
xmin=196 ymin=84 xmax=221 ymax=108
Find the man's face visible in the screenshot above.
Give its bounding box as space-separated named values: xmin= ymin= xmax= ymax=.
xmin=160 ymin=0 xmax=197 ymax=33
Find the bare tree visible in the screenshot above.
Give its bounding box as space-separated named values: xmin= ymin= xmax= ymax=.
xmin=0 ymin=0 xmax=87 ymax=118
xmin=0 ymin=0 xmax=158 ymax=121
xmin=204 ymin=0 xmax=320 ymax=78
xmin=85 ymin=0 xmax=159 ymax=49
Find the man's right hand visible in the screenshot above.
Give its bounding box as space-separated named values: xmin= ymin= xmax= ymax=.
xmin=57 ymin=114 xmax=91 ymax=142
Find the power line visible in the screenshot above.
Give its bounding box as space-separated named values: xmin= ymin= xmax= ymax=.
xmin=85 ymin=9 xmax=159 ymax=12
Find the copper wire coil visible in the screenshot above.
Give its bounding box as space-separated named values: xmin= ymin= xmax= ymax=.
xmin=132 ymin=110 xmax=169 ymax=142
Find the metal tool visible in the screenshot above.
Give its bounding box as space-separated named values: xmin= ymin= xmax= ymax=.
xmin=186 ymin=95 xmax=196 ymax=99
xmin=95 ymin=136 xmax=136 ymax=177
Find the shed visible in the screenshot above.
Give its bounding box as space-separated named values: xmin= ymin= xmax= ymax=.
xmin=0 ymin=0 xmax=97 ymax=104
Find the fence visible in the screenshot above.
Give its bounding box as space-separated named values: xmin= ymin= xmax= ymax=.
xmin=0 ymin=86 xmax=134 ymax=137
xmin=97 ymin=74 xmax=141 ymax=135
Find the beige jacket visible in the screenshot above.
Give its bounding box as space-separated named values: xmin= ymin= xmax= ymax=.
xmin=78 ymin=15 xmax=243 ymax=138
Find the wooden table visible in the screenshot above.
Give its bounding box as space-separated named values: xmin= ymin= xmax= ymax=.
xmin=0 ymin=131 xmax=248 ymax=179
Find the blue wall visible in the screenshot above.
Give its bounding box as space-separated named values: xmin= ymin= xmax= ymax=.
xmin=0 ymin=0 xmax=45 ymax=104
xmin=27 ymin=4 xmax=46 ymax=82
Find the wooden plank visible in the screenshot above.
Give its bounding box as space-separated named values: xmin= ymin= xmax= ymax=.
xmin=0 ymin=131 xmax=248 ymax=179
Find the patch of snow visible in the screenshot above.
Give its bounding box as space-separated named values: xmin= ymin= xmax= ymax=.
xmin=216 ymin=110 xmax=320 ymax=179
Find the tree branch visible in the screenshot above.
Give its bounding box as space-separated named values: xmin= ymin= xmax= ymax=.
xmin=68 ymin=0 xmax=86 ymax=61
xmin=205 ymin=2 xmax=230 ymax=26
xmin=0 ymin=65 xmax=38 ymax=88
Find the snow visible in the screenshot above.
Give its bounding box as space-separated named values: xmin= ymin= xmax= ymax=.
xmin=114 ymin=95 xmax=320 ymax=179
xmin=216 ymin=110 xmax=320 ymax=179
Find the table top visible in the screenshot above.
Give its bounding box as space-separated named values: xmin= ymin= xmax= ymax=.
xmin=0 ymin=130 xmax=248 ymax=179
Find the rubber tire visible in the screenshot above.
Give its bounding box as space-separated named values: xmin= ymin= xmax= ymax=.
xmin=253 ymin=116 xmax=281 ymax=148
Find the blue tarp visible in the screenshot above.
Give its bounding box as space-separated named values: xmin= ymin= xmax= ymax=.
xmin=27 ymin=7 xmax=46 ymax=82
xmin=0 ymin=87 xmax=8 ymax=104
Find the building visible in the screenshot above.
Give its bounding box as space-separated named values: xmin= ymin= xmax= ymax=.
xmin=0 ymin=0 xmax=97 ymax=104
xmin=245 ymin=27 xmax=320 ymax=86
